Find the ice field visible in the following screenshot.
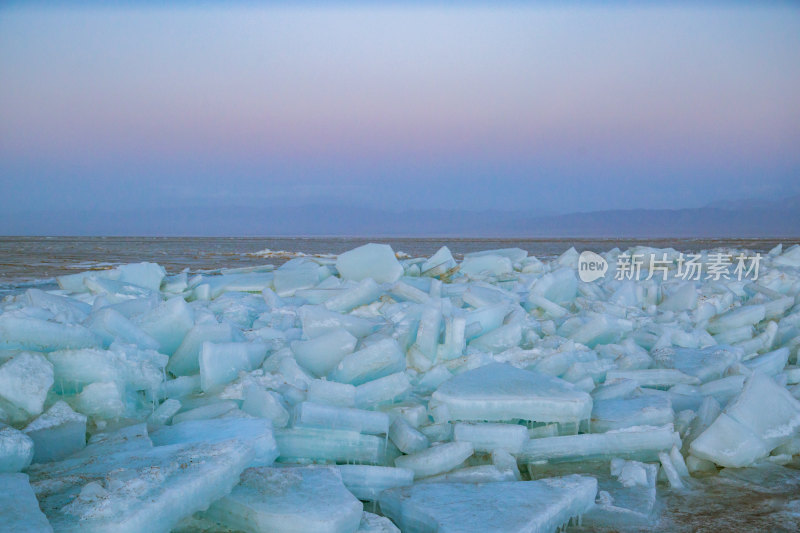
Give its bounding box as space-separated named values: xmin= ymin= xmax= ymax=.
xmin=1 ymin=242 xmax=800 ymax=532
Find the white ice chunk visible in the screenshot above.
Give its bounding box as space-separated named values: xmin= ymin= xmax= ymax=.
xmin=291 ymin=329 xmax=358 ymax=377
xmin=274 ymin=427 xmax=388 ymax=464
xmin=690 ymin=373 xmax=800 ymax=467
xmin=355 ymin=372 xmax=411 ymax=408
xmin=168 ymin=322 xmax=243 ymax=377
xmin=298 ymin=305 xmax=381 ymax=339
xmin=380 ymin=475 xmax=597 ymax=533
xmin=325 ymin=279 xmax=383 ymax=313
xmin=0 ymin=473 xmax=53 ymax=532
xmin=518 ymin=424 xmax=679 ymax=463
xmin=134 ymin=297 xmax=194 ymax=355
xmin=204 ymin=466 xmax=363 ymax=533
xmin=590 ymin=395 xmax=674 ymax=432
xmin=652 ymin=345 xmax=741 ymax=382
xmin=690 ymin=413 xmax=769 ymax=468
xmin=147 ymin=398 xmax=181 ymax=428
xmin=273 ymin=263 xmax=322 ymax=297
xmin=292 ymin=402 xmax=390 ymax=435
xmin=24 ymin=401 xmax=86 ymax=463
xmin=0 ymin=352 xmax=54 ymax=420
xmin=47 ymin=346 xmax=167 ymax=393
xmin=721 ymin=372 xmax=800 ymax=450
xmin=420 ymin=246 xmax=457 ymax=278
xmin=337 ymin=244 xmax=404 ymax=284
xmin=337 ymin=464 xmax=414 ymax=501
xmin=358 ymin=512 xmax=400 ymax=533
xmin=707 ymin=304 xmax=766 ymax=334
xmin=389 ymin=417 xmax=430 ymax=454
xmin=430 ymin=363 xmax=593 ymax=424
xmin=329 ymin=337 xmax=406 ymax=385
xmin=89 ymin=308 xmax=160 ymax=350
xmin=116 ymin=262 xmax=166 ymax=291
xmin=605 ymin=369 xmax=701 ymax=389
xmin=453 ymin=422 xmax=528 ymax=453
xmin=242 ymin=385 xmax=290 ymax=427
xmin=199 ymin=341 xmax=268 ymax=391
xmin=75 ymin=381 xmax=126 ymax=419
xmin=24 ymin=288 xmax=90 ymax=323
xmin=459 ymin=254 xmax=513 ymax=276
xmin=394 ymin=441 xmax=474 ymax=479
xmin=0 ymin=424 xmax=34 ymax=472
xmin=307 ymin=379 xmax=357 ymax=408
xmin=0 ymin=315 xmax=101 ymax=352
xmin=171 ymin=400 xmax=238 ymax=425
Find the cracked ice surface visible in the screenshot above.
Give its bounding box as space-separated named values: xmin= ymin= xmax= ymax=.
xmin=1 ymin=242 xmax=800 ymax=531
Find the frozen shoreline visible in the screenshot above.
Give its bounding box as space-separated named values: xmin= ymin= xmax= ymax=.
xmin=1 ymin=242 xmax=800 ymax=532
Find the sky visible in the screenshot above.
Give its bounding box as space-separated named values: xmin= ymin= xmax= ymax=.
xmin=1 ymin=2 xmax=799 ymax=222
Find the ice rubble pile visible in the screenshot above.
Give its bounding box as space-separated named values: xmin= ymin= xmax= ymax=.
xmin=1 ymin=242 xmax=800 ymax=532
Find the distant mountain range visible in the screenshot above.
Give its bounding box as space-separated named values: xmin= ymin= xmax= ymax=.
xmin=2 ymin=195 xmax=798 ymax=238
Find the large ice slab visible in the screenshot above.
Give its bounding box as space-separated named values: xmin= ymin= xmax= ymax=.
xmin=0 ymin=473 xmax=54 ymax=532
xmin=379 ymin=475 xmax=597 ymax=533
xmin=204 ymin=465 xmax=363 ymax=533
xmin=27 ymin=439 xmax=254 ymax=533
xmin=430 ymin=363 xmax=592 ymax=424
xmin=336 ymin=243 xmax=404 ymax=284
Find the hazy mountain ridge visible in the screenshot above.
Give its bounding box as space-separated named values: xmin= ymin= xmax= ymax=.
xmin=2 ymin=199 xmax=797 ymax=237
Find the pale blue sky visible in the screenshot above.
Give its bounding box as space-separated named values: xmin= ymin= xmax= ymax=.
xmin=1 ymin=2 xmax=799 ymax=218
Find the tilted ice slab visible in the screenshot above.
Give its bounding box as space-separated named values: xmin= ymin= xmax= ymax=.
xmin=0 ymin=473 xmax=54 ymax=532
xmin=379 ymin=475 xmax=597 ymax=533
xmin=690 ymin=372 xmax=800 ymax=467
xmin=651 ymin=345 xmax=741 ymax=383
xmin=203 ymin=465 xmax=363 ymax=533
xmin=150 ymin=417 xmax=278 ymax=467
xmin=429 ymin=363 xmax=592 ymax=424
xmin=27 ymin=439 xmax=254 ymax=533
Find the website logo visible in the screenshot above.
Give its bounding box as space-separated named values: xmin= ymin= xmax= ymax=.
xmin=578 ymin=251 xmax=608 ymax=282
